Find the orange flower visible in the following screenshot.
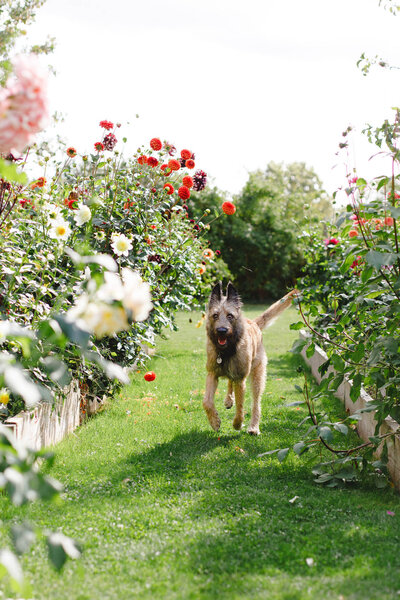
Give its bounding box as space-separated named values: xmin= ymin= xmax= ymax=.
xmin=66 ymin=147 xmax=77 ymax=157
xmin=222 ymin=201 xmax=236 ymax=215
xmin=182 ymin=176 xmax=193 ymax=188
xmin=385 ymin=216 xmax=394 ymax=226
xmin=178 ymin=185 xmax=190 ymax=200
xmin=30 ymin=176 xmax=46 ymax=189
xmin=202 ymin=248 xmax=214 ymax=259
xmin=168 ymin=159 xmax=181 ymax=171
xmin=163 ymin=183 xmax=174 ymax=195
xmin=348 ymin=229 xmax=358 ymax=238
xmin=181 ymin=149 xmax=192 ymax=160
xmin=185 ymin=159 xmax=195 ymax=169
xmin=198 ymin=265 xmax=206 ymax=275
xmin=144 ymin=371 xmax=156 ymax=382
xmin=137 ymin=155 xmax=148 ymax=165
xmin=150 ymin=138 xmax=162 ymax=151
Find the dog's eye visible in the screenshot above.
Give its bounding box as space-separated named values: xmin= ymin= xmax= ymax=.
xmin=227 ymin=313 xmax=234 ymax=321
xmin=212 ymin=313 xmax=219 ymax=320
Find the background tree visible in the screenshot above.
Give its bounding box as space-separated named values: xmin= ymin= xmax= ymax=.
xmin=0 ymin=0 xmax=54 ymax=84
xmin=189 ymin=162 xmax=333 ymax=301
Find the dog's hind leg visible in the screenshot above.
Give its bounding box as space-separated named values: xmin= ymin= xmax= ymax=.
xmin=203 ymin=373 xmax=221 ymax=431
xmin=224 ymin=380 xmax=235 ymax=409
xmin=247 ymin=361 xmax=266 ymax=435
xmin=232 ymin=380 xmax=246 ymax=430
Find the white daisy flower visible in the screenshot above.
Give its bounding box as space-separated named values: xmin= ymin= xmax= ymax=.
xmin=121 ymin=268 xmax=152 ymax=321
xmin=111 ymin=233 xmax=133 ymax=257
xmin=73 ymin=204 xmax=92 ymax=226
xmin=48 ymin=217 xmax=71 ymax=242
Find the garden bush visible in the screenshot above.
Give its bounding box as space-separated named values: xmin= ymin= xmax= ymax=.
xmin=286 ymin=111 xmax=400 ymax=486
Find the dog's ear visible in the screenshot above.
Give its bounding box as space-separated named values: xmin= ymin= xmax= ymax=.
xmin=209 ymin=281 xmax=223 ymax=306
xmin=226 ymin=282 xmax=241 ymax=307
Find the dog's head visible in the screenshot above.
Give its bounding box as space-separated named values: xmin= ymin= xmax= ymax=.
xmin=206 ymin=281 xmax=244 ymax=352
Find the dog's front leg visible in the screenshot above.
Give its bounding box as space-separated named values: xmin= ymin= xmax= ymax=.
xmin=224 ymin=380 xmax=235 ymax=409
xmin=203 ymin=373 xmax=221 ymax=431
xmin=232 ymin=380 xmax=246 ymax=430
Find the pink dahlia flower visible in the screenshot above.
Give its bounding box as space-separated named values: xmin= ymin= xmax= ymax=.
xmin=0 ymin=55 xmax=49 ymax=155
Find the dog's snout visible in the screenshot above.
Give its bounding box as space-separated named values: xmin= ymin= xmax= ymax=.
xmin=216 ymin=327 xmax=228 ymax=335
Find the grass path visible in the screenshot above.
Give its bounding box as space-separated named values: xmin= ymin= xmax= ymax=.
xmin=1 ymin=307 xmax=400 ymax=599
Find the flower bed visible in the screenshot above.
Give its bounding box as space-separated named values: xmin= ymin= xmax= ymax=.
xmin=299 ymin=330 xmax=400 ymax=490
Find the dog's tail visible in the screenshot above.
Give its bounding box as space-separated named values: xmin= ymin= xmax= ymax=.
xmin=254 ymin=290 xmax=298 ymax=331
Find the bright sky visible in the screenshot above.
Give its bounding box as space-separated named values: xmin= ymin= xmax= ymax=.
xmin=26 ymin=0 xmax=400 ymax=197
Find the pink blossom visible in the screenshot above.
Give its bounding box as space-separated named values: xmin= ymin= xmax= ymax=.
xmin=0 ymin=55 xmax=49 ymax=155
xmin=324 ymin=238 xmax=339 ymax=246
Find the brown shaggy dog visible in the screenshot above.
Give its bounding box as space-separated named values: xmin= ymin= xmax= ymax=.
xmin=203 ymin=282 xmax=297 ymax=435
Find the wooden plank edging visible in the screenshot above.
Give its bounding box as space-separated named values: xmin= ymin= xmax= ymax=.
xmin=299 ymin=330 xmax=400 ymax=490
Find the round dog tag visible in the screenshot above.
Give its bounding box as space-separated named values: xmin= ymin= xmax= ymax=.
xmin=216 ymin=356 xmax=222 ymax=364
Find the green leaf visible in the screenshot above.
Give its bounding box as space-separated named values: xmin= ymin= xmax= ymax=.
xmin=390 ymin=206 xmax=400 ymax=219
xmin=293 ymin=441 xmax=309 ymax=456
xmin=290 ymin=338 xmax=307 ymax=354
xmin=306 ymin=342 xmax=315 ymax=358
xmin=11 ymin=524 xmax=35 ymax=555
xmin=46 ymin=533 xmax=81 ymax=571
xmin=361 ymin=265 xmax=374 ymax=283
xmin=294 ymin=384 xmax=303 ymax=393
xmin=350 ymin=373 xmax=362 ymax=402
xmin=333 ymin=423 xmax=348 ymax=436
xmin=318 ymin=426 xmax=333 ymax=443
xmin=365 ymin=250 xmax=398 ymax=268
xmin=277 ymin=448 xmax=290 ymax=463
xmin=0 ymin=158 xmax=27 ymax=184
xmin=289 ymin=321 xmax=304 ymax=331
xmin=377 ymin=176 xmax=390 ymax=191
xmin=340 ymin=252 xmax=357 ymax=273
xmin=53 ymin=315 xmax=90 ymax=349
xmin=351 ymin=343 xmax=365 ymax=363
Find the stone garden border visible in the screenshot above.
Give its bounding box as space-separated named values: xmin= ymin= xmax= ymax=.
xmin=299 ymin=330 xmax=400 ymax=490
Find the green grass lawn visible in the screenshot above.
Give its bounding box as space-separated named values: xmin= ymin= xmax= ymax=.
xmin=1 ymin=306 xmax=400 ymax=599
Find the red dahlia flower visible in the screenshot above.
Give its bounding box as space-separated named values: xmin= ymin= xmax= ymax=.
xmin=147 ymin=156 xmax=159 ymax=167
xmin=94 ymin=141 xmax=104 ymax=152
xmin=181 ymin=149 xmax=192 ymax=160
xmin=178 ymin=186 xmax=191 ymax=200
xmin=182 ymin=176 xmax=193 ymax=188
xmin=150 ymin=138 xmax=162 ymax=151
xmin=137 ymin=155 xmax=148 ymax=165
xmin=66 ymin=147 xmax=77 ymax=157
xmin=99 ymin=120 xmax=114 ymax=130
xmin=144 ymin=371 xmax=156 ymax=382
xmin=168 ymin=159 xmax=181 ymax=171
xmin=222 ymin=201 xmax=236 ymax=215
xmin=103 ymin=133 xmax=117 ymax=151
xmin=163 ymin=183 xmax=174 ymax=195
xmin=185 ymin=159 xmax=195 ymax=169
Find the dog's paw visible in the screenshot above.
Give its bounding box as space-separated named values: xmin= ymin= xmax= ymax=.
xmin=247 ymin=426 xmax=260 ymax=436
xmin=208 ymin=414 xmax=221 ymax=431
xmin=224 ymin=394 xmax=234 ymax=409
xmin=232 ymin=417 xmax=243 ymax=431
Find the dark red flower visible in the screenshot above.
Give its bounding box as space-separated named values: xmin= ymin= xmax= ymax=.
xmin=193 ymin=170 xmax=207 ymax=191
xmin=164 ymin=141 xmax=176 ymax=156
xmin=215 ymin=250 xmax=221 ymax=256
xmin=99 ymin=120 xmax=114 ymax=130
xmin=150 ymin=138 xmax=162 ymax=151
xmin=94 ymin=142 xmax=104 ymax=152
xmin=147 ymin=157 xmax=159 ymax=168
xmin=103 ymin=133 xmax=117 ymax=151
xmin=178 ymin=186 xmax=191 ymax=200
xmin=185 ymin=159 xmax=195 ymax=169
